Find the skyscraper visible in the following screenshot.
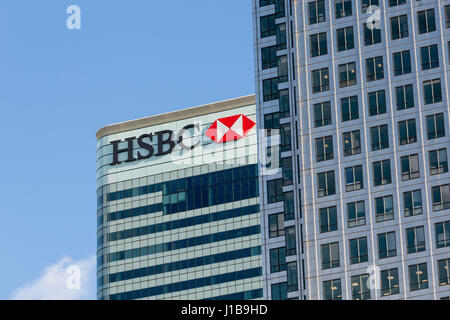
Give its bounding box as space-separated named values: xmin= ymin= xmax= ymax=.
xmin=96 ymin=96 xmax=264 ymax=300
xmin=253 ymin=0 xmax=450 ymax=300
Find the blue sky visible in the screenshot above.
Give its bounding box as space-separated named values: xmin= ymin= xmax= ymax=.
xmin=0 ymin=0 xmax=254 ymax=299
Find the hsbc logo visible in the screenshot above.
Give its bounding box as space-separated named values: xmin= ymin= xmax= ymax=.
xmin=109 ymin=114 xmax=256 ymax=166
xmin=205 ymin=114 xmax=255 ymax=143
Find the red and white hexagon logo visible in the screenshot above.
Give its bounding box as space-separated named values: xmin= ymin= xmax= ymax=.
xmin=205 ymin=114 xmax=256 ymax=143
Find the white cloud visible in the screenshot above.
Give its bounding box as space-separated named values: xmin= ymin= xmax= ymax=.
xmin=11 ymin=255 xmax=96 ymax=300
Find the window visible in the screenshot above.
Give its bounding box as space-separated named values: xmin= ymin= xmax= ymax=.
xmin=409 ymin=263 xmax=428 ymax=291
xmin=429 ymin=148 xmax=448 ymax=175
xmin=281 ymin=157 xmax=293 ymax=186
xmin=278 ymin=55 xmax=288 ymax=82
xmin=347 ymin=200 xmax=365 ymax=228
xmin=269 ymin=213 xmax=284 ymax=238
xmin=281 ymin=123 xmax=291 ymax=152
xmin=404 ymin=190 xmax=422 ymax=217
xmin=351 ymin=274 xmax=370 ymax=300
xmin=373 ymin=159 xmax=391 ymax=186
xmin=363 ymin=22 xmax=381 ymax=46
xmin=349 ymin=237 xmax=368 ymax=264
xmin=395 ymin=84 xmax=414 ymax=110
xmin=316 ymin=136 xmax=334 ymax=162
xmin=263 ymin=78 xmax=279 ymax=102
xmin=438 ymin=259 xmax=450 ymax=287
xmin=341 ymin=95 xmax=359 ymax=121
xmin=426 ymin=113 xmax=445 ymax=140
xmin=276 ymin=23 xmax=287 ymax=50
xmin=310 ymin=32 xmax=328 ymax=57
xmin=309 ymin=0 xmax=326 ymax=25
xmin=260 ymin=14 xmax=277 ymax=38
xmin=317 ymin=171 xmax=336 ymax=197
xmin=398 ymin=119 xmax=417 ymax=145
xmin=336 ymin=26 xmax=354 ymax=52
xmin=421 ymin=44 xmax=439 ymax=70
xmin=274 ymin=0 xmax=286 ymax=18
xmin=418 ymin=9 xmax=436 ymax=34
xmin=393 ymin=50 xmax=411 ymax=76
xmin=314 ymin=101 xmax=332 ymax=127
xmin=285 ymin=226 xmax=296 ymax=256
xmin=401 ymin=154 xmax=420 ymax=181
xmin=423 ymin=79 xmax=442 ymax=105
xmin=343 ymin=130 xmax=361 ymax=156
xmin=271 ymin=282 xmax=288 ymax=300
xmin=368 ymin=90 xmax=386 ymax=116
xmin=391 ymin=15 xmax=408 ymax=40
xmin=335 ymin=0 xmax=352 ymax=19
xmin=284 ymin=191 xmax=295 ymax=221
xmin=338 ymin=62 xmax=357 ymax=87
xmin=432 ymin=184 xmax=450 ymax=211
xmin=321 ymin=242 xmax=340 ymax=269
xmin=406 ymin=226 xmax=426 ymax=254
xmin=270 ymin=247 xmax=286 ymax=273
xmin=287 ymin=262 xmax=299 ymax=292
xmin=378 ymin=231 xmax=397 ymax=259
xmin=375 ymin=195 xmax=394 ymax=222
xmin=370 ymin=124 xmax=389 ymax=151
xmin=345 ymin=165 xmax=363 ymax=192
xmin=446 ymin=5 xmax=450 ymax=29
xmin=264 ymin=112 xmax=280 ymax=136
xmin=279 ymin=89 xmax=290 ymax=118
xmin=312 ymin=68 xmax=330 ymax=93
xmin=435 ymin=221 xmax=450 ymax=248
xmin=319 ymin=206 xmax=338 ymax=233
xmin=262 ymin=46 xmax=277 ymax=69
xmin=380 ymin=268 xmax=400 ymax=296
xmin=323 ymin=279 xmax=342 ymax=300
xmin=389 ymin=0 xmax=405 ymax=7
xmin=267 ymin=179 xmax=283 ymax=203
xmin=361 ymin=0 xmax=378 ymax=13
xmin=366 ymin=56 xmax=384 ymax=81
xmin=260 ymin=0 xmax=275 ymax=7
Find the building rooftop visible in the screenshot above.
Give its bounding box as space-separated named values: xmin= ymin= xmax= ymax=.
xmin=96 ymin=94 xmax=256 ymax=139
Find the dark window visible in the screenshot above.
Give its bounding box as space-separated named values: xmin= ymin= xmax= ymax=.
xmin=418 ymin=9 xmax=436 ymax=34
xmin=401 ymin=154 xmax=420 ymax=181
xmin=271 ymin=282 xmax=288 ymax=300
xmin=429 ymin=148 xmax=448 ymax=175
xmin=435 ymin=221 xmax=450 ymax=248
xmin=398 ymin=118 xmax=417 ymax=145
xmin=347 ymin=200 xmax=365 ymax=228
xmin=343 ymin=130 xmax=361 ymax=157
xmin=336 ymin=26 xmax=354 ymax=52
xmin=351 ymin=274 xmax=370 ymax=300
xmin=262 ymin=46 xmax=278 ymax=69
xmin=321 ymin=242 xmax=340 ymax=269
xmin=319 ymin=206 xmax=338 ymax=233
xmin=395 ymin=84 xmax=414 ymax=110
xmin=432 ymin=184 xmax=450 ymax=212
xmin=406 ymin=226 xmax=426 ymax=254
xmin=260 ymin=0 xmax=275 ymax=7
xmin=403 ymin=190 xmax=422 ymax=217
xmin=260 ymin=14 xmax=277 ymax=38
xmin=378 ymin=231 xmax=397 ymax=259
xmin=267 ymin=179 xmax=283 ymax=203
xmin=278 ymin=55 xmax=288 ymax=83
xmin=421 ymin=44 xmax=439 ymax=70
xmin=269 ymin=213 xmax=284 ymax=238
xmin=426 ymin=113 xmax=445 ymax=140
xmin=389 ymin=0 xmax=406 ymax=7
xmin=264 ymin=112 xmax=280 ymax=136
xmin=341 ymin=95 xmax=359 ymax=121
xmin=309 ymin=0 xmax=326 ymax=25
xmin=368 ymin=90 xmax=386 ymax=116
xmin=279 ymin=89 xmax=290 ymax=118
xmin=312 ymin=68 xmax=330 ymax=93
xmin=284 ymin=191 xmax=295 ymax=221
xmin=438 ymin=259 xmax=450 ymax=287
xmin=314 ymin=101 xmax=332 ymax=127
xmin=375 ymin=195 xmax=394 ymax=222
xmin=446 ymin=5 xmax=450 ymax=29
xmin=323 ymin=279 xmax=342 ymax=300
xmin=281 ymin=123 xmax=292 ymax=152
xmin=380 ymin=268 xmax=400 ymax=296
xmin=263 ymin=78 xmax=279 ymax=102
xmin=310 ymin=32 xmax=328 ymax=57
xmin=393 ymin=50 xmax=411 ymax=76
xmin=363 ymin=22 xmax=382 ymax=46
xmin=349 ymin=237 xmax=368 ymax=264
xmin=276 ymin=23 xmax=287 ymax=50
xmin=281 ymin=157 xmax=293 ymax=186
xmin=317 ymin=171 xmax=336 ymax=197
xmin=287 ymin=262 xmax=298 ymax=292
xmin=391 ymin=15 xmax=408 ymax=40
xmin=345 ymin=165 xmax=363 ymax=192
xmin=373 ymin=159 xmax=391 ymax=186
xmin=370 ymin=124 xmax=389 ymax=151
xmin=408 ymin=263 xmax=428 ymax=291
xmin=338 ymin=62 xmax=357 ymax=87
xmin=316 ymin=136 xmax=334 ymax=162
xmin=285 ymin=226 xmax=296 ymax=256
xmin=423 ymin=79 xmax=442 ymax=105
xmin=366 ymin=56 xmax=384 ymax=81
xmin=361 ymin=0 xmax=378 ymax=13
xmin=335 ymin=0 xmax=352 ymax=19
xmin=270 ymin=247 xmax=286 ymax=273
